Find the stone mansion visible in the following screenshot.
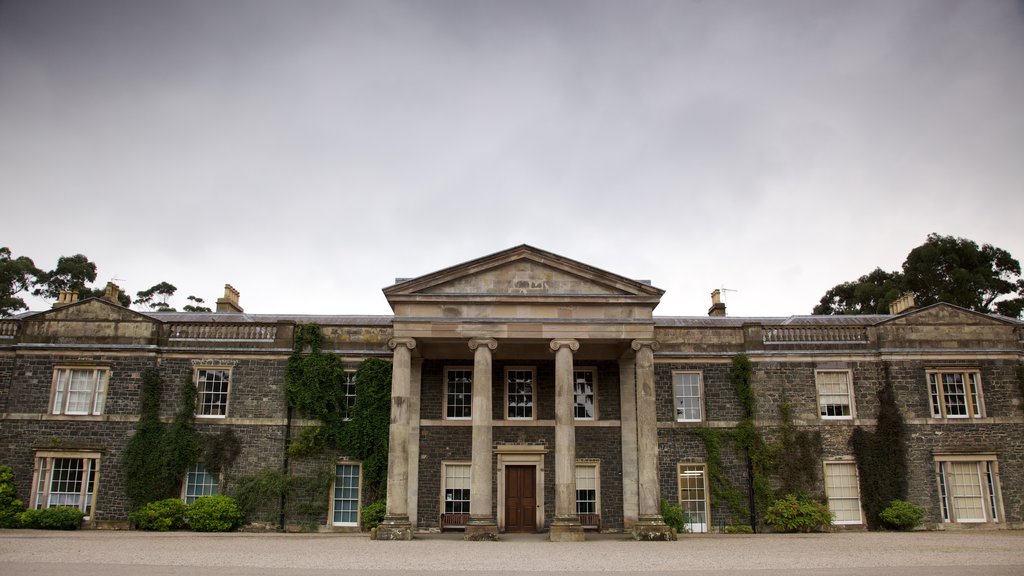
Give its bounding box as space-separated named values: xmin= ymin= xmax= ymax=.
xmin=1 ymin=245 xmax=1022 ymax=539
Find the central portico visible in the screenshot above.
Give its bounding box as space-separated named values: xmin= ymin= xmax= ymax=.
xmin=373 ymin=245 xmax=673 ymax=541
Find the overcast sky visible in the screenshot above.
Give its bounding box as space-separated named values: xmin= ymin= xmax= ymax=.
xmin=2 ymin=0 xmax=1022 ymax=318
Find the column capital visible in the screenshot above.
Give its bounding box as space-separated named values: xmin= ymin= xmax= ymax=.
xmin=468 ymin=337 xmax=498 ymax=351
xmin=388 ymin=337 xmax=417 ymax=350
xmin=549 ymin=338 xmax=580 ymax=353
xmin=630 ymin=339 xmax=660 ymax=352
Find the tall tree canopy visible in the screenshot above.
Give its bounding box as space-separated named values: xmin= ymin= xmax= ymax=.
xmin=0 ymin=247 xmax=41 ymax=317
xmin=32 ymin=254 xmax=98 ymax=299
xmin=814 ymin=234 xmax=1024 ymax=318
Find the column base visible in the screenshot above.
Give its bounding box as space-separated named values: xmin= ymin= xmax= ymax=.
xmin=632 ymin=514 xmax=676 ymax=541
xmin=374 ymin=515 xmax=413 ymax=540
xmin=464 ymin=517 xmax=499 ymax=541
xmin=549 ymin=515 xmax=585 ymax=542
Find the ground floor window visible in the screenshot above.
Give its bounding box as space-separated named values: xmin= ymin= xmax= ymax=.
xmin=575 ymin=462 xmax=599 ymax=528
xmin=677 ymin=463 xmax=708 ymax=533
xmin=936 ymin=456 xmax=1002 ymax=523
xmin=442 ymin=462 xmax=471 ymax=528
xmin=183 ymin=463 xmax=218 ymax=504
xmin=823 ymin=461 xmax=862 ymax=524
xmin=332 ymin=462 xmax=361 ymax=527
xmin=32 ymin=453 xmax=99 ymax=518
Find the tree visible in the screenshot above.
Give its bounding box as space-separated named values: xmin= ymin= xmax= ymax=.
xmin=33 ymin=254 xmax=97 ymax=299
xmin=183 ymin=296 xmax=212 ymax=313
xmin=814 ymin=234 xmax=1024 ymax=318
xmin=135 ymin=282 xmax=178 ymax=311
xmin=0 ymin=247 xmax=41 ymax=317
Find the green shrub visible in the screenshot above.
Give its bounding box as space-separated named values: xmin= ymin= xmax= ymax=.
xmin=0 ymin=465 xmax=26 ymax=528
xmin=764 ymin=494 xmax=833 ymax=533
xmin=879 ymin=499 xmax=924 ymax=531
xmin=660 ymin=498 xmax=689 ymax=534
xmin=186 ymin=495 xmax=244 ymax=532
xmin=130 ymin=498 xmax=187 ymax=531
xmin=361 ymin=499 xmax=386 ymax=530
xmin=18 ymin=507 xmax=85 ymax=530
xmin=725 ymin=524 xmax=753 ymax=534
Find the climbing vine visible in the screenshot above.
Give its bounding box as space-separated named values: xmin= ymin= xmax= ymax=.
xmin=285 ymin=324 xmax=348 ymax=455
xmin=340 ymin=358 xmax=393 ymax=502
xmin=851 ymin=364 xmax=908 ymax=529
xmin=123 ymin=369 xmax=202 ymax=511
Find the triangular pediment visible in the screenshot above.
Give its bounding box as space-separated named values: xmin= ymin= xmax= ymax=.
xmin=384 ymin=245 xmax=664 ymax=299
xmin=31 ymin=298 xmax=159 ymax=324
xmin=878 ymin=302 xmax=1017 ymax=327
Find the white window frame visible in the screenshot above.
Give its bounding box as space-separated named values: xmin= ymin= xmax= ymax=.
xmin=823 ymin=460 xmax=863 ymax=525
xmin=444 ymin=367 xmax=473 ymax=420
xmin=572 ymin=368 xmax=597 ymax=421
xmin=195 ymin=367 xmax=231 ymax=418
xmin=672 ymin=371 xmax=704 ymax=423
xmin=935 ymin=454 xmax=1002 ymax=524
xmin=342 ymin=370 xmax=357 ymax=416
xmin=51 ymin=367 xmax=109 ymax=416
xmin=677 ymin=462 xmax=709 ymax=533
xmin=31 ymin=451 xmax=101 ymax=520
xmin=441 ymin=461 xmax=471 ymax=528
xmin=331 ymin=461 xmax=362 ymax=527
xmin=504 ymin=366 xmax=536 ymax=420
xmin=815 ymin=369 xmax=855 ymax=420
xmin=927 ymin=369 xmax=984 ymax=419
xmin=182 ymin=463 xmax=219 ymax=504
xmin=575 ymin=461 xmax=600 ymax=527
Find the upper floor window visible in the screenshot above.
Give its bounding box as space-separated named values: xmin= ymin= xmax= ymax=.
xmin=506 ymin=367 xmax=535 ymax=420
xmin=342 ymin=370 xmax=357 ymax=413
xmin=445 ymin=368 xmax=473 ymax=420
xmin=52 ymin=367 xmax=108 ymax=416
xmin=573 ymin=369 xmax=596 ymax=420
xmin=183 ymin=463 xmax=218 ymax=504
xmin=928 ymin=370 xmax=984 ymax=419
xmin=32 ymin=452 xmax=99 ymax=519
xmin=673 ymin=371 xmax=703 ymax=422
xmin=196 ymin=368 xmax=230 ymax=418
xmin=816 ymin=370 xmax=854 ymax=419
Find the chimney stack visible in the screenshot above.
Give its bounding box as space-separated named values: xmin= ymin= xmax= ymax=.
xmin=216 ymin=284 xmax=244 ymax=313
xmin=708 ymin=289 xmax=727 ymax=317
xmin=888 ymin=292 xmax=916 ymax=315
xmin=52 ymin=290 xmax=79 ymax=308
xmin=102 ymin=282 xmax=122 ymax=306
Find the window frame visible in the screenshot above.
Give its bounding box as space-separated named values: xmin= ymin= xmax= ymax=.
xmin=50 ymin=366 xmax=109 ymax=416
xmin=822 ymin=460 xmax=863 ymax=525
xmin=194 ymin=366 xmax=232 ymax=418
xmin=441 ymin=461 xmax=471 ymax=528
xmin=815 ymin=369 xmax=855 ymax=420
xmin=677 ymin=462 xmax=710 ymax=533
xmin=330 ymin=461 xmax=362 ymax=528
xmin=572 ymin=368 xmax=598 ymax=421
xmin=342 ymin=369 xmax=357 ymax=417
xmin=575 ymin=461 xmax=600 ymax=528
xmin=182 ymin=463 xmax=219 ymax=504
xmin=935 ymin=454 xmax=1003 ymax=524
xmin=672 ymin=371 xmax=704 ymax=423
xmin=504 ymin=366 xmax=537 ymax=420
xmin=30 ymin=451 xmax=101 ymax=520
xmin=927 ymin=369 xmax=985 ymax=419
xmin=443 ymin=366 xmax=473 ymax=421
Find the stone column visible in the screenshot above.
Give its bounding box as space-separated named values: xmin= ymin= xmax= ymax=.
xmin=619 ymin=355 xmax=640 ymax=529
xmin=376 ymin=337 xmax=416 ymax=540
xmin=549 ymin=338 xmax=584 ymax=542
xmin=631 ymin=339 xmax=674 ymax=540
xmin=465 ymin=338 xmax=498 ymax=540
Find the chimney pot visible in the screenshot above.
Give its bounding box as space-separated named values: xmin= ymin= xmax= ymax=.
xmin=708 ymin=289 xmax=727 ymax=317
xmin=102 ymin=282 xmax=122 ymax=306
xmin=52 ymin=290 xmax=80 ymax=308
xmin=216 ymin=284 xmax=244 ymax=313
xmin=889 ymin=292 xmax=916 ymax=315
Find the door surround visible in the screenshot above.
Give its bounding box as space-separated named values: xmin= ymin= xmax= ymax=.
xmin=496 ymin=444 xmax=547 ymax=532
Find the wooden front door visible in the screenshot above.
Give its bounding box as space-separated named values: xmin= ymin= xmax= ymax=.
xmin=505 ymin=465 xmax=537 ymax=532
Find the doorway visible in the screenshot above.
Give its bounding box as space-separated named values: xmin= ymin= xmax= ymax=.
xmin=504 ymin=465 xmax=537 ymax=532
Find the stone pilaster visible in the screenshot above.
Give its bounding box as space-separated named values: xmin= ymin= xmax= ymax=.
xmin=631 ymin=339 xmax=674 ymax=541
xmin=619 ymin=356 xmax=640 ymax=530
xmin=549 ymin=338 xmax=584 ymax=542
xmin=376 ymin=337 xmax=416 ymax=540
xmin=465 ymin=337 xmax=499 ymax=541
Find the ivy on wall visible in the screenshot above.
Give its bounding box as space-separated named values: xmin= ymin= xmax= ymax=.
xmin=340 ymin=358 xmax=392 ymax=502
xmin=123 ymin=369 xmax=202 ymax=511
xmin=851 ymin=366 xmax=908 ymax=530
